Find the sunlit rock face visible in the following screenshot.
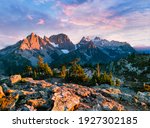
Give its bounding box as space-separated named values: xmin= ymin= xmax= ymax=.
xmin=0 ymin=76 xmax=149 ymax=111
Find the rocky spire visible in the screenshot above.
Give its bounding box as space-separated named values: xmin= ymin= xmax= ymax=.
xmin=19 ymin=33 xmax=46 ymax=50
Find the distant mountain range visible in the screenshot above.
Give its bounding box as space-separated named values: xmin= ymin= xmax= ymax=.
xmin=52 ymin=36 xmax=135 ymax=66
xmin=134 ymin=46 xmax=150 ymax=54
xmin=0 ymin=32 xmax=135 ymax=75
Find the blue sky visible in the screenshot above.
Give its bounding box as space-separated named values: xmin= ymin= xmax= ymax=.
xmin=0 ymin=0 xmax=150 ymax=48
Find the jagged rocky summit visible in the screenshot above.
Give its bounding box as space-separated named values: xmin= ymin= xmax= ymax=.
xmin=51 ymin=36 xmax=135 ymax=66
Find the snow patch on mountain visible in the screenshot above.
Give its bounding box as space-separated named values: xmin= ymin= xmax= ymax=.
xmin=50 ymin=42 xmax=59 ymax=48
xmin=61 ymin=49 xmax=69 ymax=54
xmin=75 ymin=44 xmax=77 ymax=50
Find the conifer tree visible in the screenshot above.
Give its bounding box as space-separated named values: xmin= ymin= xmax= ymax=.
xmin=96 ymin=64 xmax=100 ymax=78
xmin=115 ymin=79 xmax=121 ymax=86
xmin=44 ymin=63 xmax=53 ymax=77
xmin=90 ymin=72 xmax=97 ymax=85
xmin=67 ymin=59 xmax=88 ymax=84
xmin=25 ymin=66 xmax=33 ymax=76
xmin=33 ymin=70 xmax=37 ymax=79
xmin=60 ymin=65 xmax=67 ymax=78
xmin=103 ymin=71 xmax=107 ymax=82
xmin=37 ymin=56 xmax=53 ymax=78
xmin=109 ymin=72 xmax=113 ymax=79
xmin=37 ymin=56 xmax=45 ymax=72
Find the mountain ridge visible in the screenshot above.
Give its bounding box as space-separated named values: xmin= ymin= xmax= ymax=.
xmin=0 ymin=32 xmax=136 ymax=74
xmin=51 ymin=34 xmax=135 ymax=66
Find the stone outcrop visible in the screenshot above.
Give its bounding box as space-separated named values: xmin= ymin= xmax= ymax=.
xmin=10 ymin=75 xmax=22 ymax=84
xmin=18 ymin=104 xmax=37 ymax=111
xmin=0 ymin=86 xmax=5 ymax=98
xmin=27 ymin=98 xmax=46 ymax=108
xmin=0 ymin=77 xmax=149 ymax=111
xmin=101 ymin=99 xmax=124 ymax=111
xmin=52 ymin=86 xmax=80 ymax=111
xmin=0 ymin=93 xmax=19 ymax=110
xmin=136 ymin=92 xmax=150 ymax=105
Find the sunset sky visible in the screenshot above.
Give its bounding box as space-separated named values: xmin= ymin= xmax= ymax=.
xmin=0 ymin=0 xmax=150 ymax=48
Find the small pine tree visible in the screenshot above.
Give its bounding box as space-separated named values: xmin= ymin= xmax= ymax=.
xmin=33 ymin=70 xmax=37 ymax=79
xmin=90 ymin=72 xmax=97 ymax=85
xmin=99 ymin=72 xmax=113 ymax=85
xmin=109 ymin=72 xmax=113 ymax=79
xmin=25 ymin=66 xmax=33 ymax=76
xmin=103 ymin=71 xmax=107 ymax=82
xmin=44 ymin=63 xmax=53 ymax=77
xmin=60 ymin=65 xmax=67 ymax=79
xmin=115 ymin=79 xmax=121 ymax=86
xmin=109 ymin=72 xmax=114 ymax=85
xmin=37 ymin=56 xmax=45 ymax=72
xmin=67 ymin=61 xmax=88 ymax=84
xmin=96 ymin=64 xmax=100 ymax=78
xmin=36 ymin=56 xmax=53 ymax=79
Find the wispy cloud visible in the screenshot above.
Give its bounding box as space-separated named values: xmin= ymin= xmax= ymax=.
xmin=0 ymin=0 xmax=150 ymax=47
xmin=27 ymin=15 xmax=33 ymax=20
xmin=37 ymin=19 xmax=45 ymax=25
xmin=0 ymin=34 xmax=21 ymax=49
xmin=59 ymin=0 xmax=126 ymax=30
xmin=33 ymin=0 xmax=50 ymax=4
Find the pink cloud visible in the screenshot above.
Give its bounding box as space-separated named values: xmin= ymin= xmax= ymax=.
xmin=27 ymin=15 xmax=33 ymax=20
xmin=61 ymin=13 xmax=126 ymax=30
xmin=68 ymin=19 xmax=95 ymax=26
xmin=37 ymin=19 xmax=45 ymax=25
xmin=58 ymin=0 xmax=127 ymax=30
xmin=56 ymin=1 xmax=78 ymax=16
xmin=63 ymin=5 xmax=78 ymax=16
xmin=66 ymin=17 xmax=101 ymax=26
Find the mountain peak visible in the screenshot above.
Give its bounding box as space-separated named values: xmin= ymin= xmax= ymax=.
xmin=49 ymin=33 xmax=75 ymax=51
xmin=77 ymin=37 xmax=96 ymax=49
xmin=43 ymin=36 xmax=50 ymax=43
xmin=31 ymin=32 xmax=35 ymax=35
xmin=19 ymin=33 xmax=44 ymax=50
xmin=27 ymin=32 xmax=36 ymax=38
xmin=94 ymin=36 xmax=101 ymax=41
xmin=18 ymin=33 xmax=75 ymax=51
xmin=50 ymin=33 xmax=70 ymax=44
xmin=81 ymin=36 xmax=91 ymax=42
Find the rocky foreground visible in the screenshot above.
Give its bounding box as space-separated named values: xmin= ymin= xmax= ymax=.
xmin=0 ymin=75 xmax=150 ymax=111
